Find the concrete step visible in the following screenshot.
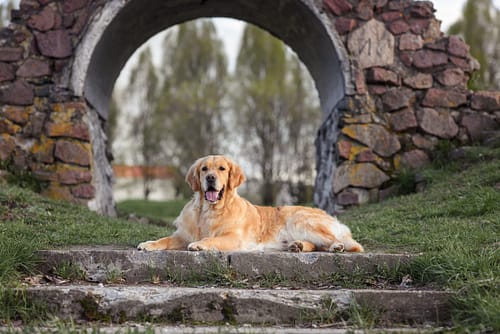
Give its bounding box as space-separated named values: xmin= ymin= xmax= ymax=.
xmin=22 ymin=285 xmax=451 ymax=326
xmin=0 ymin=324 xmax=447 ymax=333
xmin=36 ymin=247 xmax=416 ymax=284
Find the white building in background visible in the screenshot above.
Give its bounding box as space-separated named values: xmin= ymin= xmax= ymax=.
xmin=112 ymin=165 xmax=176 ymax=202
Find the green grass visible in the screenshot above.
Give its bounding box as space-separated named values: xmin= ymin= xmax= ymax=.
xmin=117 ymin=198 xmax=188 ymax=226
xmin=0 ymin=146 xmax=499 ymax=330
xmin=340 ymin=147 xmax=500 ymax=331
xmin=0 ymin=186 xmax=170 ymax=285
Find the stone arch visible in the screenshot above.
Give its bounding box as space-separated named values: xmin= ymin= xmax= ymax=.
xmin=70 ymin=0 xmax=352 ymax=214
xmin=1 ymin=0 xmax=499 ymax=216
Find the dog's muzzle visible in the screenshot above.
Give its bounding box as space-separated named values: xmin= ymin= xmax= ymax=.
xmin=204 ymin=174 xmax=224 ymax=204
xmin=205 ymin=186 xmax=224 ymax=204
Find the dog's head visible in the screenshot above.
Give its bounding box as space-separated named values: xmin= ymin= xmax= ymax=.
xmin=185 ymin=155 xmax=245 ymax=204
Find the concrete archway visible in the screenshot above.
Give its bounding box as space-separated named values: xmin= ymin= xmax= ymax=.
xmin=71 ymin=0 xmax=351 ymax=214
xmin=71 ymin=0 xmax=350 ymax=119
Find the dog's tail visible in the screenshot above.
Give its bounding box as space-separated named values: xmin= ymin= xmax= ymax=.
xmin=344 ymin=238 xmax=364 ymax=252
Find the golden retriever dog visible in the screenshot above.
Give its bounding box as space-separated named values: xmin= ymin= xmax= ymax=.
xmin=137 ymin=155 xmax=363 ymax=253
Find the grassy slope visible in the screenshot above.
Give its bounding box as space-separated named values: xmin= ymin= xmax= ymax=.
xmin=0 ymin=146 xmax=499 ymax=330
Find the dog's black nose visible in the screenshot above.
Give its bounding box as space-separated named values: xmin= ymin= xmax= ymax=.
xmin=206 ymin=174 xmax=216 ymax=183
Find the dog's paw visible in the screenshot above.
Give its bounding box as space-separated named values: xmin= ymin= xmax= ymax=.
xmin=187 ymin=241 xmax=208 ymax=251
xmin=288 ymin=241 xmax=304 ymax=253
xmin=137 ymin=241 xmax=157 ymax=251
xmin=329 ymin=242 xmax=345 ymax=253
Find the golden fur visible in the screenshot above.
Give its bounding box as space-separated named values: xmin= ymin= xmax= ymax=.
xmin=137 ymin=155 xmax=363 ymax=253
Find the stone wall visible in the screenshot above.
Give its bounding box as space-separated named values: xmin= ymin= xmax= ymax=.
xmin=0 ymin=0 xmax=499 ymax=215
xmin=0 ymin=0 xmax=102 ymax=208
xmin=323 ymin=0 xmax=500 ymax=208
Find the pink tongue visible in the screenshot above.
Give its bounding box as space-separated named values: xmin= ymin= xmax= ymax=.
xmin=205 ymin=191 xmax=219 ymax=202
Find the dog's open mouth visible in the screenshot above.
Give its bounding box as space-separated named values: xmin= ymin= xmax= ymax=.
xmin=205 ymin=186 xmax=224 ymax=204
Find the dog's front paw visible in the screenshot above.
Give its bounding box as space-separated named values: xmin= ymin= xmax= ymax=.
xmin=329 ymin=242 xmax=345 ymax=253
xmin=288 ymin=241 xmax=304 ymax=252
xmin=137 ymin=241 xmax=157 ymax=251
xmin=187 ymin=241 xmax=208 ymax=251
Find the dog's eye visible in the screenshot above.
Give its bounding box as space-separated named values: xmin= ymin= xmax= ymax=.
xmin=219 ymin=166 xmax=226 ymax=171
xmin=201 ymin=166 xmax=208 ymax=171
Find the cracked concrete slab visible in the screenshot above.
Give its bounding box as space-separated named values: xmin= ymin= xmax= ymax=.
xmin=23 ymin=285 xmax=451 ymax=325
xmin=36 ymin=247 xmax=416 ymax=283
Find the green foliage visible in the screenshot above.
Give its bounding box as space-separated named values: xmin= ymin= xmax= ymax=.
xmin=448 ymin=0 xmax=500 ymax=90
xmin=53 ymin=262 xmax=86 ymax=281
xmin=234 ymin=24 xmax=321 ymax=205
xmin=156 ymin=20 xmax=229 ymax=191
xmin=0 ymin=288 xmax=48 ymax=324
xmin=393 ymin=168 xmax=416 ymax=195
xmin=0 ymin=160 xmax=47 ymax=193
xmin=431 ymin=139 xmax=455 ymax=169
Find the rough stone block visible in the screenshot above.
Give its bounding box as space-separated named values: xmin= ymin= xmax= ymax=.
xmin=461 ymin=113 xmax=498 ymax=142
xmin=409 ymin=18 xmax=430 ymax=34
xmin=416 ymin=108 xmax=459 ymax=139
xmin=0 ymin=134 xmax=16 ymax=161
xmin=63 ymin=0 xmax=89 ymax=13
xmin=35 ymin=30 xmax=72 ymax=58
xmin=471 ymin=91 xmax=500 ymax=111
xmin=27 ymin=5 xmax=58 ymax=31
xmin=366 ymin=67 xmax=400 ymax=85
xmin=390 ymin=107 xmax=418 ymax=132
xmin=422 ymin=88 xmax=467 ymax=108
xmin=342 ymin=123 xmax=401 ymax=157
xmin=356 ymin=0 xmax=373 ymax=20
xmin=54 ymin=140 xmax=91 ymax=166
xmin=448 ymin=35 xmax=469 ymax=58
xmin=323 ymin=0 xmax=352 ymax=16
xmin=71 ymin=184 xmax=96 ymax=199
xmin=333 ymin=162 xmax=390 ymax=193
xmin=32 ymin=136 xmax=55 ymax=164
xmin=2 ymin=105 xmax=31 ymax=125
xmin=403 ymin=73 xmax=433 ymax=89
xmin=335 ymin=17 xmax=357 ymax=35
xmin=47 ymin=122 xmax=90 ymax=141
xmin=410 ymin=2 xmax=434 ymax=18
xmin=0 ymin=47 xmax=24 ymax=62
xmin=0 ymin=62 xmax=15 ymax=82
xmin=17 ymin=58 xmax=51 ymax=77
xmin=348 ymin=19 xmax=395 ymax=69
xmin=412 ymin=133 xmax=437 ymax=150
xmin=401 ymin=149 xmax=430 ymax=169
xmin=56 ymin=164 xmax=92 ymax=184
xmin=388 ymin=20 xmax=409 ymax=35
xmin=0 ymin=80 xmax=34 ymax=105
xmin=399 ymin=33 xmax=423 ymax=51
xmin=435 ymin=68 xmax=465 ymax=87
xmin=382 ymin=87 xmax=415 ymax=111
xmin=412 ymin=50 xmax=448 ymax=70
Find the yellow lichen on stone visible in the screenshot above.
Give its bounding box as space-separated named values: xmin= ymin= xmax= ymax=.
xmin=42 ymin=182 xmax=73 ymax=201
xmin=393 ymin=154 xmax=401 ymax=171
xmin=50 ymin=104 xmax=77 ymax=123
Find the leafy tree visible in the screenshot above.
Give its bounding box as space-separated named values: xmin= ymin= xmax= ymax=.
xmin=448 ymin=0 xmax=500 ymax=89
xmin=156 ymin=20 xmax=228 ymax=197
xmin=126 ymin=47 xmax=161 ymax=199
xmin=234 ymin=24 xmax=321 ymax=205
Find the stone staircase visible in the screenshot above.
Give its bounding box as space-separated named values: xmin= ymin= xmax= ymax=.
xmin=20 ymin=247 xmax=452 ymax=332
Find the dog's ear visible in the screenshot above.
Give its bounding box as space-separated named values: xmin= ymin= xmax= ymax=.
xmin=228 ymin=158 xmax=245 ymax=190
xmin=185 ymin=158 xmax=203 ymax=192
